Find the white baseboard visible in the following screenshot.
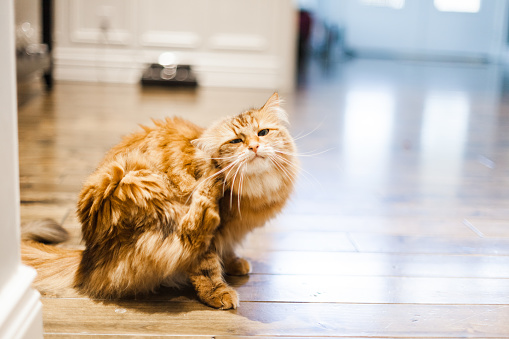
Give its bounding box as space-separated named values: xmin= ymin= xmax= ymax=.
xmin=53 ymin=47 xmax=289 ymax=90
xmin=0 ymin=265 xmax=43 ymax=339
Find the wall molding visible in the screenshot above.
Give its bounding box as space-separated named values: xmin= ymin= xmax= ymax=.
xmin=208 ymin=34 xmax=268 ymax=51
xmin=53 ymin=47 xmax=285 ymax=89
xmin=0 ymin=265 xmax=43 ymax=339
xmin=70 ymin=28 xmax=131 ymax=45
xmin=140 ymin=31 xmax=201 ymax=48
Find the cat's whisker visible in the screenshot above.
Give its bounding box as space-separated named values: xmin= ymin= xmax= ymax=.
xmin=184 ymin=158 xmax=241 ymax=204
xmin=220 ymin=157 xmax=244 ymax=194
xmin=272 ymin=152 xmax=301 ymax=173
xmin=224 ymin=154 xmax=247 ymax=184
xmin=272 ymin=153 xmax=321 ymax=187
xmin=271 ymin=138 xmax=333 ymax=157
xmin=225 ymin=159 xmax=240 ymax=208
xmin=226 ymin=155 xmax=245 ymax=178
xmin=271 ymin=140 xmax=301 ymax=153
xmin=275 ymin=147 xmax=335 ymax=157
xmin=291 ymin=124 xmax=323 ymax=142
xmin=260 ymin=146 xmax=297 ymax=183
xmin=229 ymin=156 xmax=246 ymax=210
xmin=192 ymin=136 xmax=224 ymax=142
xmin=272 ymin=153 xmax=305 ymax=178
xmin=267 ymin=154 xmax=294 ymax=184
xmin=276 ymin=157 xmax=298 ymax=182
xmin=210 ymin=154 xmax=239 ymax=161
xmin=237 ymin=167 xmax=246 ymax=217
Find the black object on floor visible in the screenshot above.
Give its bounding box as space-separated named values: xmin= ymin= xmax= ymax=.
xmin=141 ymin=64 xmax=198 ymax=88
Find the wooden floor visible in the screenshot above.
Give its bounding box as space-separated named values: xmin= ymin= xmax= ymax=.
xmin=18 ymin=59 xmax=509 ymax=338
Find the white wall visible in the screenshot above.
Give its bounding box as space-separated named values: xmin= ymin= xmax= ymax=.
xmin=0 ymin=0 xmax=43 ymax=338
xmin=54 ymin=0 xmax=297 ymax=90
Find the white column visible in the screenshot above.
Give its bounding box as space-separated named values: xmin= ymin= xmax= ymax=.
xmin=0 ymin=1 xmax=44 ymax=338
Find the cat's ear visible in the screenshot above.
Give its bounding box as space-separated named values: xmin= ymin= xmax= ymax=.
xmin=191 ymin=138 xmax=212 ymax=154
xmin=261 ymin=92 xmax=289 ymax=124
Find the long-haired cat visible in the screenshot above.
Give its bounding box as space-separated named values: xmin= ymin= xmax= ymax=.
xmin=21 ymin=93 xmax=297 ymax=309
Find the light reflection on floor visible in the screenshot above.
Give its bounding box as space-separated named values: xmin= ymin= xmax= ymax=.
xmin=342 ymin=88 xmax=395 ymax=188
xmin=241 ymin=59 xmax=509 ymax=293
xmin=287 ymin=58 xmax=506 ymax=218
xmin=420 ymin=90 xmax=470 ymax=198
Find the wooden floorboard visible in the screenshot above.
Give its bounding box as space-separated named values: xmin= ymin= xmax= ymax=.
xmin=230 ymin=275 xmax=509 ymax=305
xmin=41 ymin=298 xmax=509 ymax=337
xmin=17 ymin=59 xmax=509 ymax=337
xmin=264 ymin=214 xmax=477 ymax=236
xmin=239 ymin=250 xmax=509 ymax=278
xmin=350 ymin=233 xmax=509 ymax=255
xmin=40 ymin=273 xmax=509 ymax=305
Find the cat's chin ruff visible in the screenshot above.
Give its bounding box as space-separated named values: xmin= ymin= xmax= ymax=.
xmin=242 ymin=155 xmax=272 ymax=175
xmin=230 ymin=168 xmax=286 ymax=199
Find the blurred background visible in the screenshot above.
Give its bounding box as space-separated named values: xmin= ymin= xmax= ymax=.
xmin=14 ymin=0 xmax=509 ymax=94
xmin=297 ymin=0 xmax=507 ymax=64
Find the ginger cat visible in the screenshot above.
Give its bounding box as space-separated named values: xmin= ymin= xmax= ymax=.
xmin=21 ymin=93 xmax=297 ymax=309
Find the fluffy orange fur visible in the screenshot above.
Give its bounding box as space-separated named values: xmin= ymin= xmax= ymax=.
xmin=21 ymin=93 xmax=297 ymax=309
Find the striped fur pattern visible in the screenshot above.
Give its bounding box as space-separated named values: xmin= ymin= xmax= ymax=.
xmin=21 ymin=93 xmax=297 ymax=309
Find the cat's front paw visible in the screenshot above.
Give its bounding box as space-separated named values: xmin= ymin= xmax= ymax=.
xmin=202 ymin=168 xmax=227 ymax=199
xmin=199 ymin=284 xmax=239 ymax=310
xmin=224 ymin=257 xmax=251 ymax=276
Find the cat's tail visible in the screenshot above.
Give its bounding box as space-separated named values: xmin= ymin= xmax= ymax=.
xmin=21 ymin=218 xmax=70 ymax=244
xmin=21 ymin=219 xmax=82 ymax=295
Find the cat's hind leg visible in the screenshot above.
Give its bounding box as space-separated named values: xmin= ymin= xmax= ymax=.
xmin=189 ymin=251 xmax=239 ymax=309
xmin=76 ymin=152 xmax=182 ymax=297
xmin=77 ymin=152 xmax=225 ymax=298
xmin=223 ymin=251 xmax=251 ymax=276
xmin=77 ymin=152 xmax=176 ymax=244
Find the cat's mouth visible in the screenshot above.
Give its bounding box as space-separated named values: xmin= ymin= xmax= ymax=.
xmin=250 ymin=154 xmax=265 ymax=161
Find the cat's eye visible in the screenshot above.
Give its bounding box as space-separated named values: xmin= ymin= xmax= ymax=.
xmin=229 ymin=138 xmax=243 ymax=144
xmin=258 ymin=129 xmax=269 ymax=137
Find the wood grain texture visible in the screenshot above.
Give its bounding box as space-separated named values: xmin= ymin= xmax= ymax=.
xmin=41 ymin=298 xmax=509 ymax=337
xmin=18 ymin=58 xmax=509 ymax=337
xmin=40 ymin=273 xmax=509 ymax=305
xmin=239 ymin=250 xmax=509 ymax=278
xmin=351 ymin=233 xmax=509 ymax=255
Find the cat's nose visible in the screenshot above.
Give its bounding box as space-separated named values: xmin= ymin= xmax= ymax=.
xmin=249 ymin=144 xmax=259 ymax=153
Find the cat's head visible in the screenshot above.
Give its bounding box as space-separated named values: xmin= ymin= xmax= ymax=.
xmin=193 ymin=93 xmax=296 ymax=178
